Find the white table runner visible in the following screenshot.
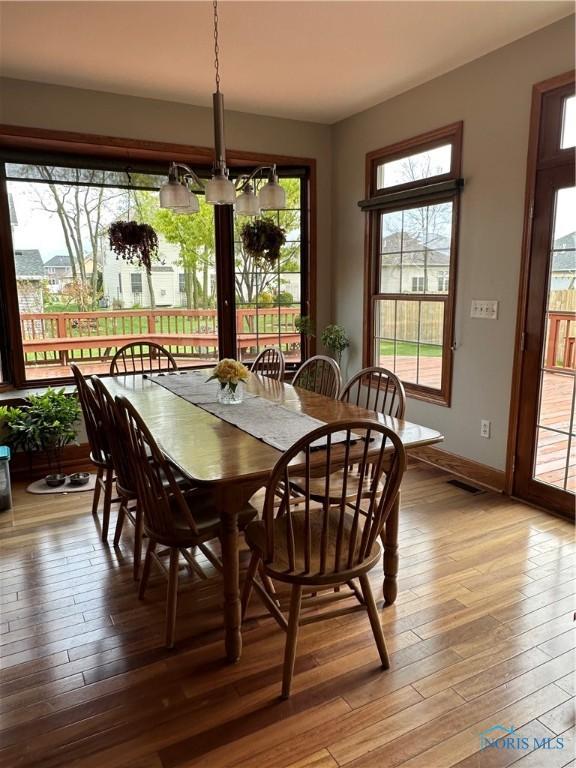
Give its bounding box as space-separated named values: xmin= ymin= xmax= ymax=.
xmin=148 ymin=371 xmax=354 ymax=452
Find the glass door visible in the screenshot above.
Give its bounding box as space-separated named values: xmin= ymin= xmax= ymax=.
xmin=514 ymin=83 xmax=575 ymax=517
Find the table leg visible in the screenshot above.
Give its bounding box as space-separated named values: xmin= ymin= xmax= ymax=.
xmin=216 ymin=486 xmax=242 ymax=663
xmin=383 ymin=492 xmax=400 ymax=604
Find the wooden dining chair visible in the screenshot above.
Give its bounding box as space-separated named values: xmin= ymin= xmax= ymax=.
xmin=109 ymin=341 xmax=178 ymax=375
xmin=242 ymin=419 xmax=405 ymax=698
xmin=92 ymin=376 xmax=197 ymax=579
xmin=250 ymin=347 xmax=285 ymax=381
xmin=115 ymin=395 xmax=255 ymax=648
xmin=290 ymin=367 xmax=406 ymax=506
xmin=91 ymin=376 xmax=141 ymax=576
xmin=340 ymin=366 xmax=406 ymax=419
xmin=71 ymin=364 xmax=114 ymax=542
xmin=292 ymin=355 xmax=341 ymax=399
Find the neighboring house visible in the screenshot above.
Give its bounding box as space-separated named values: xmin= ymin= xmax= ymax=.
xmin=551 ymin=232 xmax=575 ymax=290
xmin=102 ymin=235 xmax=190 ymax=308
xmin=380 ymin=232 xmax=451 ymax=293
xmin=14 ymin=248 xmax=44 ymax=315
xmin=43 ymin=253 xmax=74 ymax=291
xmin=43 ymin=253 xmax=100 ymax=293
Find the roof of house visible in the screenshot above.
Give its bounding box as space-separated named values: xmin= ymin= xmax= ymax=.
xmin=554 ymin=231 xmax=575 ymax=251
xmin=44 ymin=253 xmax=74 ymax=268
xmin=552 ymin=251 xmax=576 ymax=272
xmin=14 ymin=249 xmax=44 ymax=279
xmin=381 ymin=232 xmax=450 ymax=266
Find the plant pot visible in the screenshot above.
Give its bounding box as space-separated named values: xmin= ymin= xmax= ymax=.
xmin=69 ymin=472 xmax=90 ymax=487
xmin=45 ymin=473 xmax=67 ymax=488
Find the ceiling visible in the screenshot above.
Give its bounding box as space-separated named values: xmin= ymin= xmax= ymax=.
xmin=0 ymin=1 xmax=573 ymax=124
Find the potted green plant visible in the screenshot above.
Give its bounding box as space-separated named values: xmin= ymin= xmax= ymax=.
xmin=0 ymin=389 xmax=81 ymax=486
xmin=321 ymin=324 xmax=350 ymax=365
xmin=295 ymin=315 xmax=315 ymax=339
xmin=240 ymin=218 xmax=286 ymax=268
xmin=108 ymin=220 xmax=159 ymax=273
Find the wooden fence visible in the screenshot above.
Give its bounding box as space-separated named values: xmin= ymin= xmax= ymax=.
xmin=20 ymin=307 xmax=301 ymax=368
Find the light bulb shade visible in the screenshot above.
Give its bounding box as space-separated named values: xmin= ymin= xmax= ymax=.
xmin=235 ymin=187 xmax=261 ymax=216
xmin=205 ymin=175 xmax=236 ymax=205
xmin=173 ymin=192 xmax=200 ymax=215
xmin=159 ymin=179 xmax=192 ymax=210
xmin=258 ymin=179 xmax=286 ymax=210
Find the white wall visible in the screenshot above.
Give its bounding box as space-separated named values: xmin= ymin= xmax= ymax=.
xmin=331 ymin=15 xmax=575 ymax=470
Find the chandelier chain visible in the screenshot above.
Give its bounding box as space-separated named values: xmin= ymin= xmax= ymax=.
xmin=213 ymin=0 xmax=220 ymax=92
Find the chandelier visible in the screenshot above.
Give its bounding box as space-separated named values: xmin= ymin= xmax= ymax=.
xmin=159 ymin=0 xmax=286 ymax=216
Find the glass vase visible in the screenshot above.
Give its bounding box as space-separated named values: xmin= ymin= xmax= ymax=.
xmin=217 ymin=381 xmax=243 ymax=405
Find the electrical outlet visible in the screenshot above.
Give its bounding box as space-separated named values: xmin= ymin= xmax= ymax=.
xmin=471 ymin=300 xmax=498 ymax=319
xmin=480 ymin=419 xmax=491 ymax=439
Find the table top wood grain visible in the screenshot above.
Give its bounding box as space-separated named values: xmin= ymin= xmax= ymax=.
xmin=105 ymin=372 xmax=444 ymax=486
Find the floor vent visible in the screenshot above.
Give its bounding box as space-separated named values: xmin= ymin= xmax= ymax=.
xmin=446 ymin=478 xmax=485 ymax=494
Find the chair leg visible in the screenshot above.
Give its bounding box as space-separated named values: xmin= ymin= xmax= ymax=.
xmin=113 ymin=501 xmax=126 ymax=547
xmin=241 ymin=550 xmax=260 ymax=620
xmin=259 ymin=561 xmax=279 ymax=606
xmin=281 ymin=584 xmax=303 ymax=700
xmin=139 ymin=539 xmax=157 ymax=599
xmin=101 ymin=467 xmax=114 ymax=543
xmin=359 ymin=573 xmax=390 ymax=669
xmin=133 ymin=505 xmax=144 ymax=581
xmin=91 ymin=466 xmax=103 ymax=516
xmin=166 ymin=548 xmax=180 ymax=649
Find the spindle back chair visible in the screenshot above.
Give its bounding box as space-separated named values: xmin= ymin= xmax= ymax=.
xmin=71 ymin=364 xmax=114 ymax=541
xmin=340 ymin=366 xmax=406 ymax=419
xmin=91 ymin=377 xmax=142 ymax=577
xmin=109 ymin=342 xmax=177 ymax=375
xmin=242 ymin=418 xmax=406 ymax=697
xmin=114 ymin=395 xmax=223 ymax=647
xmin=250 ymin=347 xmax=285 ymax=381
xmin=292 ymin=355 xmax=341 ymax=399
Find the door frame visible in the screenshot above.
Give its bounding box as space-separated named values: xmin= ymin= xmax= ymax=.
xmin=506 ymin=69 xmax=576 ymax=516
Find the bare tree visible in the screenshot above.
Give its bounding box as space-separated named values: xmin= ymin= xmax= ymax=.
xmin=29 ymin=167 xmax=123 ymax=309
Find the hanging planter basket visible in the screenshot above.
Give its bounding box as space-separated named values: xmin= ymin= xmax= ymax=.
xmin=108 ymin=221 xmax=159 ymax=273
xmin=240 ymin=218 xmax=286 ymax=268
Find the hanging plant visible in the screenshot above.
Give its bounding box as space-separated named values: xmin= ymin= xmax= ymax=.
xmin=108 ymin=221 xmax=159 ymax=273
xmin=240 ymin=218 xmax=286 ymax=268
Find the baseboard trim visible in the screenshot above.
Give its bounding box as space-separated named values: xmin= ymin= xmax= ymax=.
xmin=9 ymin=443 xmax=92 ymax=481
xmin=410 ymin=445 xmax=506 ymax=493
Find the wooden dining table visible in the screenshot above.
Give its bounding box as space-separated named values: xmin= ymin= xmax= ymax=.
xmin=105 ymin=372 xmax=443 ymax=663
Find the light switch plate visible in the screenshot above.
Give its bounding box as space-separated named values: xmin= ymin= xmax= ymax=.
xmin=471 ymin=300 xmax=498 ymax=319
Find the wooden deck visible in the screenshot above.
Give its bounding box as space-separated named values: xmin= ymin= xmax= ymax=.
xmin=0 ymin=465 xmax=573 ymax=767
xmin=535 ymin=371 xmax=575 ymax=492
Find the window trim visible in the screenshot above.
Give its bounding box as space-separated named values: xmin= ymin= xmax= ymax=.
xmin=362 ymin=122 xmax=463 ymax=406
xmin=0 ymin=125 xmax=317 ymax=388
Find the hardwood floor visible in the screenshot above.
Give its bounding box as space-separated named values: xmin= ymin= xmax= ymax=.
xmin=0 ymin=465 xmax=574 ymax=768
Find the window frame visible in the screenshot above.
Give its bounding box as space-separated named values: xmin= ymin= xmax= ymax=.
xmin=362 ymin=122 xmax=463 ymax=406
xmin=0 ymin=126 xmax=317 ymax=388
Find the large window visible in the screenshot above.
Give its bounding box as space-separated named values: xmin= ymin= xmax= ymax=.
xmin=234 ymin=178 xmax=303 ymax=365
xmin=360 ymin=123 xmax=462 ymax=405
xmin=0 ymin=140 xmax=312 ymax=386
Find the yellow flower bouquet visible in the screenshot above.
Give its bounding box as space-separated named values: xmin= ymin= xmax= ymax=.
xmin=207 ymin=359 xmax=250 ymax=405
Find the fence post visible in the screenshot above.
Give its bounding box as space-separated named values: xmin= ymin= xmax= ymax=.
xmin=57 ymin=315 xmax=67 ymax=366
